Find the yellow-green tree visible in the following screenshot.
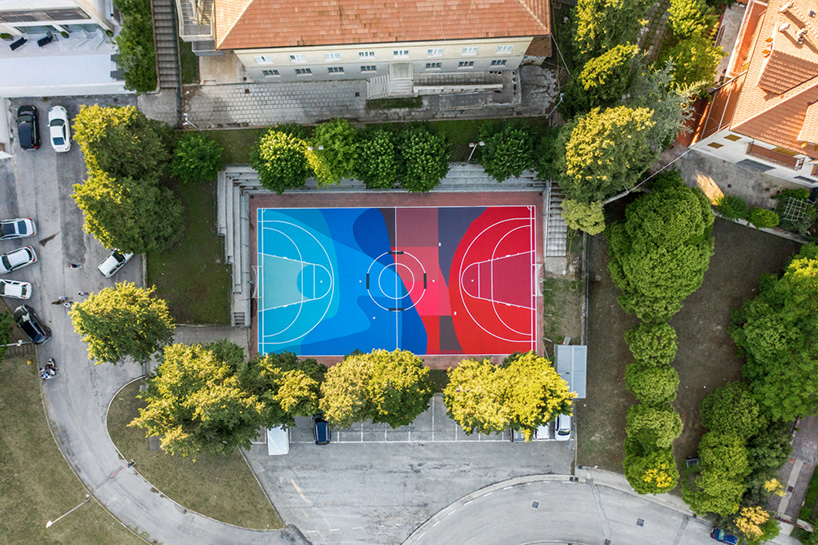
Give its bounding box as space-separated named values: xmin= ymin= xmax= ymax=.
xmin=623 ymin=448 xmax=679 ymax=494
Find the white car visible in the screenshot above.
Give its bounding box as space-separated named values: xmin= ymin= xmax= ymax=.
xmin=98 ymin=249 xmax=133 ymax=278
xmin=48 ymin=105 xmax=70 ymax=152
xmin=555 ymin=414 xmax=572 ymax=441
xmin=0 ymin=218 xmax=36 ymax=240
xmin=0 ymin=246 xmax=37 ymax=273
xmin=0 ymin=279 xmax=32 ymax=299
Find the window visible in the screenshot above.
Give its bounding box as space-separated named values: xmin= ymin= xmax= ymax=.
xmin=496 ymin=45 xmax=513 ymax=54
xmin=458 ymin=61 xmax=474 ymax=68
xmin=262 ymin=69 xmax=279 ymax=76
xmin=294 ymin=68 xmax=312 ymax=75
xmin=490 ymin=59 xmax=507 ymax=66
xmin=254 ymin=55 xmax=273 ymax=64
xmin=360 ymin=65 xmax=377 ymax=72
xmin=707 ymin=142 xmax=723 ymax=149
xmin=324 ymin=52 xmax=341 ymax=61
xmin=289 ymin=54 xmax=307 ymax=63
xmin=359 ymin=51 xmax=375 ymax=58
xmin=327 ymin=66 xmax=344 ymax=74
xmin=427 ymin=48 xmax=443 ymax=57
xmin=724 ymin=134 xmax=741 ymax=141
xmin=393 ymin=49 xmax=409 ymax=58
xmin=425 ymin=62 xmax=442 ymax=70
xmin=462 ymin=46 xmax=478 ymax=56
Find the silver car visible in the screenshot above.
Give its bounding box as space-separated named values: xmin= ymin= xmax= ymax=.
xmin=0 ymin=246 xmax=37 ymax=274
xmin=97 ymin=249 xmax=133 ymax=278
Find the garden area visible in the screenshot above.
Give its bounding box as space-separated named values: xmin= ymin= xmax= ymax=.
xmin=107 ymin=381 xmax=283 ymax=529
xmin=578 ymin=218 xmax=800 ymax=472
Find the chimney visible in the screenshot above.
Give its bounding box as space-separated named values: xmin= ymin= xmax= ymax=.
xmin=780 ymin=1 xmax=794 ymax=13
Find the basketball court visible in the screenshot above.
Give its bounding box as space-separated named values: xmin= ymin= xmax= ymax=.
xmin=253 ymin=193 xmax=543 ymax=358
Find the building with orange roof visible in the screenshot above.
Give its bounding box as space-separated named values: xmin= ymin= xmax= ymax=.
xmin=692 ymin=0 xmax=818 ymax=186
xmin=174 ymin=0 xmax=550 ymax=96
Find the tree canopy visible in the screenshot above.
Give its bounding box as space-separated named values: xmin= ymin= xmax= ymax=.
xmin=624 ymin=321 xmax=678 ymax=365
xmin=625 ymin=362 xmax=679 ymax=405
xmin=561 ymin=199 xmax=606 ymax=235
xmin=683 ymin=431 xmax=751 ymax=517
xmin=355 ymin=129 xmax=400 ymax=189
xmin=170 ymin=132 xmax=224 ymax=183
xmin=478 ymin=121 xmax=535 ymax=182
xmin=626 ymin=403 xmax=683 ymax=450
xmin=573 ymin=0 xmax=652 ymax=63
xmin=70 ymin=282 xmax=175 ymax=364
xmin=444 ymin=358 xmax=511 ymax=435
xmin=562 ymin=44 xmax=641 ymax=118
xmin=130 ymin=341 xmax=262 ymax=458
xmin=623 ymin=448 xmax=679 ymax=494
xmin=607 ymin=171 xmax=714 ymax=321
xmin=399 ymin=126 xmax=450 ymax=192
xmin=558 ymin=105 xmax=657 ymax=203
xmin=700 ymin=382 xmax=766 ymax=438
xmin=732 ymin=244 xmax=818 ymax=421
xmin=308 ymin=119 xmax=359 ymax=186
xmin=250 ymin=128 xmax=310 ymax=194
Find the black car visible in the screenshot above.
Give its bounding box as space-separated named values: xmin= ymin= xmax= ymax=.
xmin=313 ymin=414 xmax=331 ymax=445
xmin=13 ymin=305 xmax=51 ymax=344
xmin=17 ymin=105 xmax=40 ymax=151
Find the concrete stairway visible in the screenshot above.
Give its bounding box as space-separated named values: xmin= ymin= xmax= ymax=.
xmin=151 ymin=0 xmax=181 ymax=90
xmin=545 ymin=182 xmax=568 ymax=257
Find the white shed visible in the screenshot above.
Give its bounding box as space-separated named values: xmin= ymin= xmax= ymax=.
xmin=266 ymin=426 xmax=290 ymax=455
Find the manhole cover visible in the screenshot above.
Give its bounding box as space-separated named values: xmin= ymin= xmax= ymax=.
xmin=532 ymin=501 xmax=539 ymax=508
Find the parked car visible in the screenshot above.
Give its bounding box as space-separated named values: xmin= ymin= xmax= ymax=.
xmin=47 ymin=105 xmax=71 ymax=152
xmin=555 ymin=414 xmax=572 ymax=441
xmin=710 ymin=526 xmax=741 ymax=544
xmin=534 ymin=424 xmax=550 ymax=440
xmin=0 ymin=218 xmax=36 ymax=240
xmin=0 ymin=279 xmax=31 ymax=299
xmin=313 ymin=414 xmax=331 ymax=445
xmin=17 ymin=105 xmax=40 ymax=151
xmin=0 ymin=246 xmax=37 ymax=273
xmin=97 ymin=249 xmax=133 ymax=278
xmin=13 ymin=305 xmax=50 ymax=344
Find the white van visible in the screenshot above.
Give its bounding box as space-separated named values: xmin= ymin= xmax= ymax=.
xmin=97 ymin=249 xmax=133 ymax=278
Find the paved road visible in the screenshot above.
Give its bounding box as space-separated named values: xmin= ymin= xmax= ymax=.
xmin=4 ymin=95 xmax=306 ymax=545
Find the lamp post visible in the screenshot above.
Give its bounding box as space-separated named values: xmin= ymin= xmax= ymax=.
xmin=466 ymin=141 xmax=485 ymax=163
xmin=182 ymin=113 xmax=203 ymax=133
xmin=306 ymin=146 xmax=324 ymax=151
xmin=2 ymin=339 xmax=27 ymax=347
xmin=46 ymin=494 xmax=91 ymax=528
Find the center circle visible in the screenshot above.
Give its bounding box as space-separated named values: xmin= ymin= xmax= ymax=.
xmin=377 ymin=262 xmax=415 ymax=300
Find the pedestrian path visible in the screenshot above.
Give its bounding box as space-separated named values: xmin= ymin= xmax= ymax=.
xmin=545 ymin=182 xmax=568 ymax=257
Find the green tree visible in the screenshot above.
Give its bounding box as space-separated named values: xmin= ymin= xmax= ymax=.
xmin=667 ymin=0 xmax=717 ymax=39
xmin=623 ymin=448 xmax=679 ymax=494
xmin=562 ymin=44 xmax=641 ymax=117
xmin=658 ymin=33 xmax=724 ymax=88
xmin=237 ymin=352 xmax=326 ymax=428
xmin=250 ymin=128 xmax=310 ymax=194
xmin=558 ymin=105 xmax=657 ymax=203
xmin=747 ymin=208 xmax=780 ymax=229
xmin=130 ymin=342 xmax=262 ymax=458
xmin=399 ymin=126 xmax=450 ymax=192
xmin=607 ymin=171 xmax=714 ymax=321
xmin=503 ymin=352 xmax=576 ymax=440
xmin=72 ymin=105 xmax=169 ymax=179
xmin=308 ymin=119 xmax=359 ymax=186
xmin=170 ymin=132 xmax=224 ymax=183
xmin=700 ymin=382 xmax=766 ymax=438
xmin=355 ymin=129 xmax=400 ymax=189
xmin=113 ymin=0 xmax=157 ymax=92
xmin=70 ymin=282 xmax=175 ymax=364
xmin=478 ymin=121 xmax=535 ymax=182
xmin=72 ymin=170 xmax=184 ymax=254
xmin=444 ymin=358 xmax=510 ymax=435
xmin=535 ymin=126 xmax=562 ymax=181
xmin=624 ymin=321 xmax=678 ymax=365
xmin=747 ymin=421 xmax=792 ymax=476
xmin=732 ymin=244 xmax=818 ymax=421
xmin=0 ymin=311 xmax=12 ymax=361
xmin=561 ymin=199 xmax=606 ymax=235
xmin=626 ymin=62 xmax=696 ymax=147
xmin=625 ymin=363 xmax=680 ymax=405
xmin=573 ymin=0 xmax=653 ymax=62
xmin=626 ymin=403 xmax=683 ymax=450
xmin=684 ymin=431 xmax=750 ymax=517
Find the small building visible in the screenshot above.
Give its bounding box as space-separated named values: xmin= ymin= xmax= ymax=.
xmin=266 ymin=426 xmax=289 ymax=456
xmin=555 ymin=344 xmax=586 ymax=399
xmin=691 ymin=0 xmax=818 ymax=187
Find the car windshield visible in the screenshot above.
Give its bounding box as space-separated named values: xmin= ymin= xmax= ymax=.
xmin=16 ymin=220 xmax=27 ymax=234
xmin=1 ymin=255 xmax=10 ymax=270
xmin=50 ymin=118 xmax=63 ymax=127
xmin=52 ymin=136 xmax=64 ymax=145
xmin=20 ymin=320 xmax=44 ymax=343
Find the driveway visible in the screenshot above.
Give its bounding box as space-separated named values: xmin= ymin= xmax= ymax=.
xmin=244 ymin=432 xmax=573 ymax=545
xmin=3 ymin=95 xmax=305 ymax=545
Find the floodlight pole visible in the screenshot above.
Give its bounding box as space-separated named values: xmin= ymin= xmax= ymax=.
xmin=182 ymin=113 xmax=203 ymax=133
xmin=2 ymin=339 xmax=27 ymax=347
xmin=46 ymin=494 xmax=90 ymax=528
xmin=466 ymin=141 xmax=485 ymax=163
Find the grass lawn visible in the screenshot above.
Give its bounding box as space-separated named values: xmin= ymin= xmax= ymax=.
xmin=147 ymin=180 xmax=231 ymax=324
xmin=179 ymin=39 xmax=198 ymax=85
xmin=578 ymin=218 xmax=801 ymax=474
xmin=204 ymin=128 xmax=268 ymax=164
xmin=0 ymin=357 xmax=143 ymax=544
xmin=108 ymin=382 xmax=283 ymax=530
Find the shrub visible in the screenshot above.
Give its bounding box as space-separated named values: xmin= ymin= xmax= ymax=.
xmin=623 ymin=448 xmax=679 ymax=494
xmin=355 ymin=129 xmax=400 ymax=189
xmin=309 ymin=119 xmax=359 ymax=186
xmin=747 ymin=208 xmax=780 ymax=229
xmin=399 ymin=126 xmax=450 ymax=192
xmin=477 ymin=121 xmax=535 ymax=182
xmin=700 ymin=382 xmax=766 ymax=439
xmin=774 ymin=190 xmax=818 ymax=235
xmin=626 ymin=403 xmax=683 ymax=450
xmin=714 ymin=194 xmax=749 ymax=220
xmin=624 ymin=322 xmax=678 ymax=366
xmin=625 ymin=362 xmax=680 ymax=405
xmin=561 ymin=199 xmax=606 ymax=235
xmin=113 ymin=0 xmax=157 ymax=92
xmin=535 ymin=126 xmax=562 ymax=181
xmin=170 ymin=132 xmax=223 ymax=183
xmin=250 ymin=128 xmax=310 ymax=194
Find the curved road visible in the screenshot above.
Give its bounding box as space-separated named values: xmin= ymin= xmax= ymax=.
xmin=6 ymin=95 xmax=306 ymax=545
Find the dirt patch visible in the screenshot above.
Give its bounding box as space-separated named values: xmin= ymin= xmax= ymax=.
xmin=578 ymin=218 xmax=801 ymax=472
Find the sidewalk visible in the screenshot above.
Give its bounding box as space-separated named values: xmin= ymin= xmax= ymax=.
xmin=771 ymin=416 xmax=818 ymax=521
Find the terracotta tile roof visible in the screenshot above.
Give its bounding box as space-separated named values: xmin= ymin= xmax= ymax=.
xmin=215 ymin=0 xmax=550 ymax=50
xmin=729 ymin=0 xmax=818 ymax=157
xmin=798 ymin=100 xmax=818 ymax=143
